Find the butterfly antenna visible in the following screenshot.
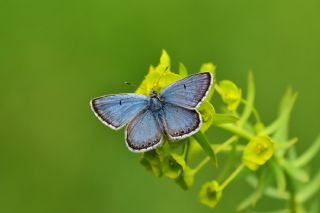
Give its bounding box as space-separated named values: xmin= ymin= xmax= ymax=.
xmin=124 ymin=81 xmax=138 ymax=87
xmin=124 ymin=82 xmax=149 ymax=93
xmin=153 ymin=66 xmax=169 ymax=89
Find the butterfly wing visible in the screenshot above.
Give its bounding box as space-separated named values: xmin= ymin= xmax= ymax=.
xmin=126 ymin=109 xmax=163 ymax=152
xmin=159 ymin=72 xmax=213 ymax=109
xmin=160 ymin=103 xmax=201 ymax=140
xmin=90 ymin=94 xmax=149 ymax=130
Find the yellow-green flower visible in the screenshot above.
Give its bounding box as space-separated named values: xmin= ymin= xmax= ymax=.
xmin=198 ymin=101 xmax=215 ymax=132
xmin=175 ymin=166 xmax=194 ymax=190
xmin=199 ymin=180 xmax=222 ymax=208
xmin=135 ymin=50 xmax=182 ymax=95
xmin=162 ymin=153 xmax=195 ymax=189
xmin=162 ymin=153 xmax=186 ymax=179
xmin=218 ymin=80 xmax=242 ymax=111
xmin=178 ymin=63 xmax=188 ymax=77
xmin=200 ymin=63 xmax=216 ymax=74
xmin=242 ymin=135 xmax=274 ymax=171
xmin=140 ymin=150 xmax=164 ymax=177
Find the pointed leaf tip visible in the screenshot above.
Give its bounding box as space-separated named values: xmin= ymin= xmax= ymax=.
xmin=193 ymin=132 xmax=217 ymax=166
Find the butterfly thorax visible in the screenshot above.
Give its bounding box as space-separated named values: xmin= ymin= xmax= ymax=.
xmin=149 ymin=89 xmax=163 ymax=111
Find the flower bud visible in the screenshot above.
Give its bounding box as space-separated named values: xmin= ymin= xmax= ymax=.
xmin=140 ymin=150 xmax=163 ymax=177
xmin=242 ymin=135 xmax=274 ymax=171
xmin=199 ymin=180 xmax=222 ymax=208
xmin=218 ymin=80 xmax=242 ymax=111
xmin=162 ymin=154 xmax=186 ymax=179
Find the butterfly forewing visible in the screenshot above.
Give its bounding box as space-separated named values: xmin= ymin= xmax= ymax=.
xmin=126 ymin=109 xmax=163 ymax=152
xmin=90 ymin=94 xmax=149 ymax=130
xmin=160 ymin=103 xmax=201 ymax=140
xmin=159 ymin=72 xmax=213 ymax=109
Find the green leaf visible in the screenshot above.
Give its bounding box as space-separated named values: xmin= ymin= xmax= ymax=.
xmin=179 ymin=63 xmax=188 ymax=77
xmin=262 ymin=88 xmax=298 ymax=159
xmin=212 ymin=113 xmax=239 ymax=126
xmin=275 ymin=137 xmax=298 ymax=150
xmin=217 ymin=138 xmax=238 ymax=182
xmin=192 ymin=131 xmax=217 ymax=166
xmin=237 ymin=168 xmax=267 ymax=211
xmin=217 ymin=123 xmax=254 ymax=140
xmin=280 ymin=159 xmax=309 ymax=183
xmin=263 ymin=187 xmax=289 ymax=200
xmin=297 ymin=169 xmax=320 ymax=202
xmin=239 ymin=71 xmax=255 ymax=126
xmin=270 ymin=159 xmax=287 ymax=192
xmin=293 ymin=135 xmax=320 ymax=167
xmin=273 ymin=88 xmax=297 ymax=143
xmin=186 ymin=137 xmax=203 ymax=162
xmin=262 ymin=88 xmax=297 ymax=140
xmin=237 ymin=193 xmax=258 ymax=212
xmin=246 ymin=175 xmax=289 ymax=200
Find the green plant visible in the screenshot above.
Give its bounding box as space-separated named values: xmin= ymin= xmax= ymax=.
xmin=136 ymin=50 xmax=320 ymax=212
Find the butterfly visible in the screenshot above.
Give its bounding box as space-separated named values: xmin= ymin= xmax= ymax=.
xmin=90 ymin=72 xmax=213 ymax=152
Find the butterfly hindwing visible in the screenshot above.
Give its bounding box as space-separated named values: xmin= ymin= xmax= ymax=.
xmin=160 ymin=103 xmax=201 ymax=140
xmin=126 ymin=109 xmax=163 ymax=152
xmin=160 ymin=72 xmax=213 ymax=109
xmin=90 ymin=94 xmax=149 ymax=130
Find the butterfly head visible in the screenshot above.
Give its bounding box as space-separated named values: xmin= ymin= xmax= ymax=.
xmin=150 ymin=88 xmax=158 ymax=98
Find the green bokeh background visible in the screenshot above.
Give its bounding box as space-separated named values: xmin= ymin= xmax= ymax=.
xmin=1 ymin=0 xmax=319 ymax=212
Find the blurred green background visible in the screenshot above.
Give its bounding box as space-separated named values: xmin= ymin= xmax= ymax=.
xmin=1 ymin=0 xmax=319 ymax=212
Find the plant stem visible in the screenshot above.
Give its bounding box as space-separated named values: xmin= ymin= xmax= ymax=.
xmin=241 ymin=99 xmax=262 ymax=123
xmin=211 ymin=144 xmax=244 ymax=152
xmin=284 ymin=170 xmax=298 ymax=213
xmin=218 ymin=124 xmax=254 ymax=140
xmin=220 ymin=164 xmax=245 ymax=190
xmin=215 ymin=136 xmax=239 ymax=153
xmin=182 ymin=140 xmax=190 ymax=161
xmin=193 ymin=136 xmax=239 ymax=173
xmin=193 ymin=157 xmax=210 ymax=174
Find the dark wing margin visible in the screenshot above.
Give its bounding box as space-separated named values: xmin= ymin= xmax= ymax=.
xmin=90 ymin=94 xmax=149 ymax=130
xmin=159 ymin=72 xmax=213 ymax=109
xmin=161 ymin=103 xmax=202 ymax=140
xmin=125 ymin=109 xmax=163 ymax=152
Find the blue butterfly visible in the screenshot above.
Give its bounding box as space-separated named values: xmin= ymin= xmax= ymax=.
xmin=90 ymin=72 xmax=213 ymax=152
